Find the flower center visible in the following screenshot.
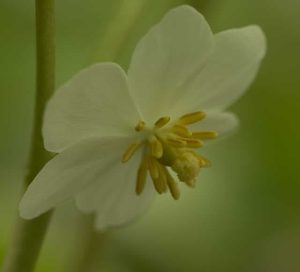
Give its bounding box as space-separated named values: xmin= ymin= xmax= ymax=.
xmin=121 ymin=111 xmax=217 ymax=199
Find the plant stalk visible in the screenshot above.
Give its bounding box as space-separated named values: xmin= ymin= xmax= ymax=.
xmin=2 ymin=0 xmax=55 ymax=271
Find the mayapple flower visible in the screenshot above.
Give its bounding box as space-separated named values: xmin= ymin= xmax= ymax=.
xmin=19 ymin=5 xmax=266 ymax=230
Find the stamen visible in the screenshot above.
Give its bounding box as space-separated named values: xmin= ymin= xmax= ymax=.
xmin=192 ymin=130 xmax=218 ymax=139
xmin=147 ymin=157 xmax=159 ymax=180
xmin=165 ymin=134 xmax=186 ymax=147
xmin=154 ymin=116 xmax=171 ymax=128
xmin=184 ymin=138 xmax=204 ymax=148
xmin=135 ymin=120 xmax=146 ymax=132
xmin=171 ymin=125 xmax=192 ymax=137
xmin=164 ymin=168 xmax=180 ymax=200
xmin=177 ymin=111 xmax=206 ymax=125
xmin=129 ymin=111 xmax=215 ymax=199
xmin=148 ymin=135 xmax=163 ymax=158
xmin=152 ymin=166 xmax=168 ymax=194
xmin=136 ymin=157 xmax=148 ymax=195
xmin=122 ymin=141 xmax=142 ymax=162
xmin=157 ymin=164 xmax=168 ymax=193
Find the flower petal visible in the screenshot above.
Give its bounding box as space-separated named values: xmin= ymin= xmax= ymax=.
xmin=19 ymin=136 xmax=134 ymax=219
xmin=76 ymin=147 xmax=155 ymax=231
xmin=43 ymin=63 xmax=140 ymax=153
xmin=169 ymin=25 xmax=267 ymax=115
xmin=190 ymin=112 xmax=239 ymax=137
xmin=128 ymin=5 xmax=214 ymax=123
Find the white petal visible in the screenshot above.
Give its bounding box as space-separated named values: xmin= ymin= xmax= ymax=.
xmin=43 ymin=63 xmax=140 ymax=153
xmin=128 ymin=5 xmax=214 ymax=123
xmin=76 ymin=148 xmax=155 ymax=231
xmin=19 ymin=136 xmax=134 ymax=219
xmin=190 ymin=112 xmax=239 ymax=137
xmin=169 ymin=25 xmax=267 ymax=115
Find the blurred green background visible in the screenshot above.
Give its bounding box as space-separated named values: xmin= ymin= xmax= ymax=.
xmin=0 ymin=0 xmax=299 ymax=271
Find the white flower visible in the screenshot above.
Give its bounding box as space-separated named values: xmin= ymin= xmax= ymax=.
xmin=19 ymin=5 xmax=266 ymax=230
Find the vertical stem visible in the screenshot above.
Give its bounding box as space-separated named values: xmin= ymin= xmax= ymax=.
xmin=30 ymin=0 xmax=56 ymax=177
xmin=2 ymin=0 xmax=55 ymax=271
xmin=1 ymin=213 xmax=52 ymax=272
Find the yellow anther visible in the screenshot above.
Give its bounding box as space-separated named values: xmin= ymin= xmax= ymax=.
xmin=136 ymin=157 xmax=148 ymax=195
xmin=164 ymin=168 xmax=180 ymax=200
xmin=152 ymin=167 xmax=167 ymax=194
xmin=192 ymin=130 xmax=218 ymax=139
xmin=157 ymin=164 xmax=168 ymax=193
xmin=148 ymin=135 xmax=163 ymax=158
xmin=135 ymin=120 xmax=146 ymax=132
xmin=178 ymin=111 xmax=206 ymax=125
xmin=171 ymin=125 xmax=192 ymax=137
xmin=147 ymin=157 xmax=159 ymax=180
xmin=165 ymin=134 xmax=186 ymax=147
xmin=122 ymin=141 xmax=142 ymax=162
xmin=184 ymin=138 xmax=203 ymax=148
xmin=154 ymin=116 xmax=171 ymax=128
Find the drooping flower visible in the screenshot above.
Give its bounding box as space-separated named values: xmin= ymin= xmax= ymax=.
xmin=19 ymin=5 xmax=266 ymax=230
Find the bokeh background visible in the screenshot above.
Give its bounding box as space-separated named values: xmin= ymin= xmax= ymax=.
xmin=0 ymin=0 xmax=299 ymax=271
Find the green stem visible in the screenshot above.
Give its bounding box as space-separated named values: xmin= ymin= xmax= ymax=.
xmin=2 ymin=1 xmax=55 ymax=271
